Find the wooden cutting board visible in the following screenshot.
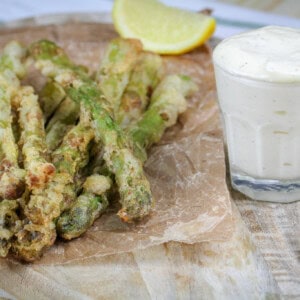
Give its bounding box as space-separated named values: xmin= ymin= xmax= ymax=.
xmin=0 ymin=20 xmax=294 ymax=299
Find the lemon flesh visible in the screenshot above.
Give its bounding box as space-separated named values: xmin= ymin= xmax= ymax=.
xmin=113 ymin=0 xmax=216 ymax=55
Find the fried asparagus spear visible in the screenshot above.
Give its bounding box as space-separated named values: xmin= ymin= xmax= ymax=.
xmin=30 ymin=40 xmax=153 ymax=223
xmin=0 ymin=41 xmax=26 ymax=77
xmin=16 ymin=86 xmax=55 ymax=190
xmin=130 ymin=74 xmax=198 ymax=161
xmin=12 ymin=107 xmax=94 ymax=261
xmin=0 ymin=200 xmax=21 ymax=257
xmin=39 ymin=80 xmax=66 ymax=120
xmin=46 ymin=97 xmax=80 ymax=150
xmin=57 ymin=174 xmax=111 ymax=239
xmin=117 ymin=52 xmax=163 ymax=127
xmin=25 ymin=106 xmax=94 ymax=225
xmin=0 ymin=41 xmax=26 ymax=199
xmin=96 ymin=38 xmax=142 ymax=116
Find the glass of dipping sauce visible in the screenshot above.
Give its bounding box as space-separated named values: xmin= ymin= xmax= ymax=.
xmin=213 ymin=26 xmax=300 ymax=203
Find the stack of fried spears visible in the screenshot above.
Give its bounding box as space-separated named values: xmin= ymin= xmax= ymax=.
xmin=0 ymin=38 xmax=197 ymax=261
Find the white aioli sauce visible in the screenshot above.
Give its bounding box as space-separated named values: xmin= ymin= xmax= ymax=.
xmin=213 ymin=26 xmax=300 ymax=83
xmin=213 ymin=26 xmax=300 ymax=202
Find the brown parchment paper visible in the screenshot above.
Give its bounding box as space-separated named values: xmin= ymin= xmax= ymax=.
xmin=0 ymin=23 xmax=233 ymax=264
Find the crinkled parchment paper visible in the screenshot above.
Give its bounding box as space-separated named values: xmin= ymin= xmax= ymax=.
xmin=0 ymin=23 xmax=233 ymax=264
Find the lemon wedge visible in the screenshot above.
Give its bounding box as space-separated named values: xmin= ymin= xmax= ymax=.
xmin=112 ymin=0 xmax=216 ymax=55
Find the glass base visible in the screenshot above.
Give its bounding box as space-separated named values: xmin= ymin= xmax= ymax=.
xmin=231 ymin=173 xmax=300 ymax=203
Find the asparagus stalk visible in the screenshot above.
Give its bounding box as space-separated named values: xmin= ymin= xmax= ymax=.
xmin=76 ymin=38 xmax=146 ymax=183
xmin=12 ymin=107 xmax=94 ymax=260
xmin=46 ymin=97 xmax=79 ymax=130
xmin=117 ymin=52 xmax=163 ymax=127
xmin=30 ymin=40 xmax=153 ymax=223
xmin=0 ymin=41 xmax=26 ymax=200
xmin=46 ymin=123 xmax=75 ymax=151
xmin=46 ymin=96 xmax=80 ymax=150
xmin=57 ymin=174 xmax=111 ymax=240
xmin=130 ymin=74 xmax=198 ymax=161
xmin=39 ymin=80 xmax=66 ymax=120
xmin=0 ymin=41 xmax=26 ymax=78
xmin=16 ymin=86 xmax=55 ymax=190
xmin=97 ymin=38 xmax=142 ymax=116
xmin=0 ymin=200 xmax=21 ymax=257
xmin=25 ymin=105 xmax=94 ymax=225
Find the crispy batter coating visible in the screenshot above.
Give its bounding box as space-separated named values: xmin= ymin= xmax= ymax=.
xmin=0 ymin=200 xmax=21 ymax=257
xmin=0 ymin=41 xmax=27 ymax=199
xmin=39 ymin=80 xmax=66 ymax=120
xmin=14 ymin=108 xmax=94 ymax=261
xmin=46 ymin=97 xmax=80 ymax=150
xmin=117 ymin=52 xmax=163 ymax=127
xmin=130 ymin=74 xmax=198 ymax=161
xmin=25 ymin=107 xmax=94 ymax=225
xmin=11 ymin=221 xmax=56 ymax=262
xmin=17 ymin=86 xmax=55 ymax=189
xmin=83 ymin=174 xmax=112 ymax=195
xmin=0 ymin=41 xmax=26 ymax=78
xmin=97 ymin=38 xmax=143 ymax=117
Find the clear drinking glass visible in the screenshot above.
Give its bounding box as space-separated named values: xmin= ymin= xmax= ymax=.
xmin=213 ymin=26 xmax=300 ymax=203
